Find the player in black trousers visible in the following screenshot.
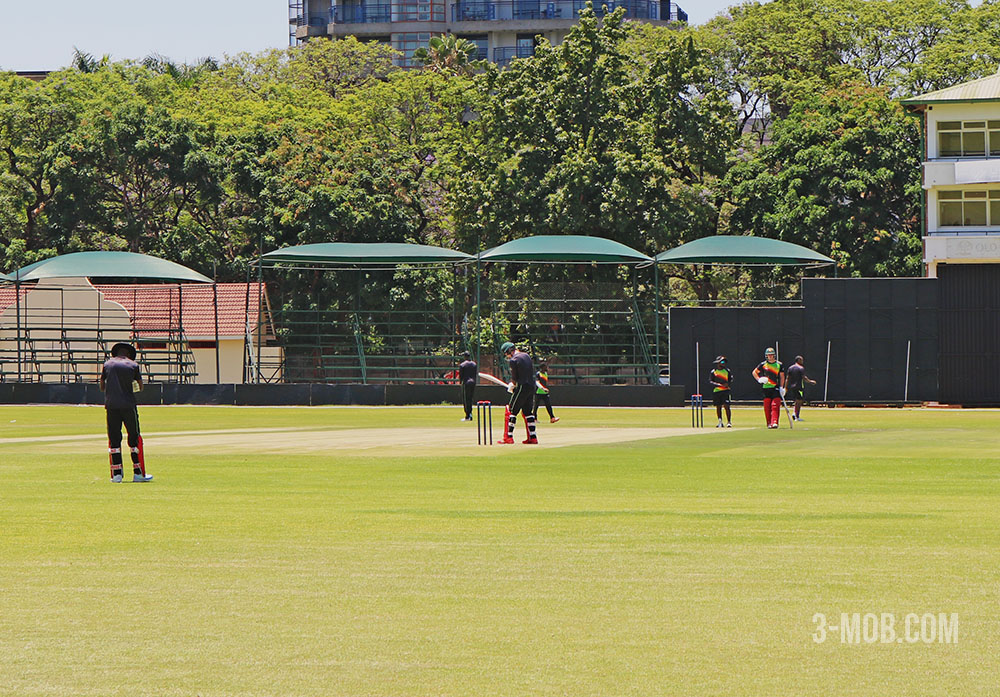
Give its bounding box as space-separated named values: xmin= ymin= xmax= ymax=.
xmin=786 ymin=355 xmax=817 ymax=421
xmin=499 ymin=341 xmax=538 ymax=444
xmin=100 ymin=342 xmax=152 ymax=483
xmin=458 ymin=351 xmax=477 ymax=421
xmin=533 ymin=362 xmax=559 ymax=423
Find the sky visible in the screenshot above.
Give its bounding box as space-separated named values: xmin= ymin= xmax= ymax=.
xmin=0 ymin=0 xmax=738 ymax=72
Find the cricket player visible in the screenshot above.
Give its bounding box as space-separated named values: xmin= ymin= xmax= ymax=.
xmin=100 ymin=342 xmax=152 ymax=482
xmin=751 ymin=347 xmax=786 ymax=429
xmin=499 ymin=341 xmax=538 ymax=444
xmin=533 ymin=362 xmax=559 ymax=423
xmin=458 ymin=351 xmax=477 ymax=421
xmin=709 ymin=355 xmax=733 ymax=428
xmin=786 ymin=355 xmax=817 ymax=421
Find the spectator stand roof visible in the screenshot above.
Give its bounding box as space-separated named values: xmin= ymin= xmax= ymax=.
xmin=261 ymin=242 xmax=473 ymax=270
xmin=655 ymin=236 xmax=834 ymax=267
xmin=9 ymin=251 xmax=212 ymax=283
xmin=478 ymin=235 xmax=653 ymax=265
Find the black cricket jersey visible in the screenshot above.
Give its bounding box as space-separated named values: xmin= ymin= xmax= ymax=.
xmin=786 ymin=364 xmax=805 ymax=390
xmin=509 ymin=352 xmax=535 ymax=386
xmin=459 ymin=359 xmax=478 ymax=385
xmin=102 ymin=356 xmax=141 ymax=409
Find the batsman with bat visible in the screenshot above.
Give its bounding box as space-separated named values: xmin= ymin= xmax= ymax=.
xmin=100 ymin=342 xmax=152 ymax=482
xmin=499 ymin=341 xmax=538 ymax=444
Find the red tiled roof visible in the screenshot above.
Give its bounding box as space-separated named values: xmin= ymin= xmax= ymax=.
xmin=93 ymin=283 xmax=267 ymax=338
xmin=0 ymin=286 xmax=31 ymax=311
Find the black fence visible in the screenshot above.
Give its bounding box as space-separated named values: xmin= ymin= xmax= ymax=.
xmin=938 ymin=264 xmax=1000 ymax=404
xmin=669 ymin=278 xmax=940 ymax=403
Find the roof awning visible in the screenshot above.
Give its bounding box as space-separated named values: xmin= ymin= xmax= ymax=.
xmin=655 ymin=236 xmax=834 ymax=266
xmin=479 ymin=235 xmax=653 ymax=264
xmin=0 ymin=271 xmax=11 ymax=282
xmin=262 ymin=242 xmax=473 ymax=267
xmin=10 ymin=252 xmax=212 ymax=282
xmin=901 ymin=72 xmax=1000 ymax=105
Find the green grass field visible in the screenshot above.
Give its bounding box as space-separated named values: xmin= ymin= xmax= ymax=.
xmin=1 ymin=405 xmax=998 ymax=696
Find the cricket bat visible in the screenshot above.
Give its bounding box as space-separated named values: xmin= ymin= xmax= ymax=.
xmin=479 ymin=372 xmax=513 ymax=392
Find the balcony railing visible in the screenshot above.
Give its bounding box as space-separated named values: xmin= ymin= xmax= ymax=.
xmin=333 ymin=3 xmax=445 ymax=22
xmin=453 ymin=0 xmax=666 ymax=21
xmin=493 ymin=45 xmax=535 ymax=66
xmin=333 ymin=4 xmax=393 ymax=23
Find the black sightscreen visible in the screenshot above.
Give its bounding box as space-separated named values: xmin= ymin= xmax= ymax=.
xmin=938 ymin=264 xmax=1000 ymax=404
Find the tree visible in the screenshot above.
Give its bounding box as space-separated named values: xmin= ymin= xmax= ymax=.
xmin=452 ymin=4 xmax=734 ymax=257
xmin=726 ymin=84 xmax=923 ymax=277
xmin=413 ymin=35 xmax=485 ymax=76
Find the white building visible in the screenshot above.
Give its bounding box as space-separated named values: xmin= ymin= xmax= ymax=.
xmin=903 ymin=73 xmax=1000 ymax=277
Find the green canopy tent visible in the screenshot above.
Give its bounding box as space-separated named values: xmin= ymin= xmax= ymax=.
xmin=11 ymin=251 xmax=213 ymax=283
xmin=655 ymin=236 xmax=834 ymax=392
xmin=655 ymin=235 xmax=834 ymax=267
xmin=477 ymin=236 xmax=656 ymax=381
xmin=7 ymin=252 xmax=213 ymax=383
xmin=478 ymin=235 xmax=653 ymax=265
xmin=0 ymin=271 xmax=12 ymax=282
xmin=259 ymin=243 xmax=475 ymax=384
xmin=262 ymin=242 xmax=473 ymax=268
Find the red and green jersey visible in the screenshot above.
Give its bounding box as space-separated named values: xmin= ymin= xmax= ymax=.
xmin=755 ymin=360 xmax=783 ymax=390
xmin=536 ymin=371 xmax=550 ymax=395
xmin=709 ymin=367 xmax=731 ymax=392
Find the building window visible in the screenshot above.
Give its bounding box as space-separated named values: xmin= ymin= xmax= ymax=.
xmin=393 ymin=32 xmax=432 ymax=67
xmin=937 ymin=120 xmax=1000 ymax=158
xmin=939 ymin=190 xmax=1000 ymax=226
xmin=395 ymin=0 xmax=444 ymax=21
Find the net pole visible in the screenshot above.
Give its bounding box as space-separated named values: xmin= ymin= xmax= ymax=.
xmin=904 ymin=340 xmax=911 ymax=402
xmin=824 ymin=340 xmax=831 ymax=403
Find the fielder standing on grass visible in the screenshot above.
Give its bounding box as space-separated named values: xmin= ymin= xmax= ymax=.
xmin=786 ymin=355 xmax=817 ymax=422
xmin=533 ymin=362 xmax=559 ymax=424
xmin=709 ymin=355 xmax=733 ymax=428
xmin=100 ymin=342 xmax=152 ymax=483
xmin=458 ymin=351 xmax=477 ymax=421
xmin=751 ymin=347 xmax=786 ymax=429
xmin=500 ymin=341 xmax=538 ymax=444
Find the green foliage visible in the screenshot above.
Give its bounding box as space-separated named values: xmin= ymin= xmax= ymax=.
xmin=452 ymin=4 xmax=734 ymax=257
xmin=3 ymin=1 xmax=999 ymax=292
xmin=413 ymin=35 xmax=487 ymax=76
xmin=726 ymin=84 xmax=923 ymax=276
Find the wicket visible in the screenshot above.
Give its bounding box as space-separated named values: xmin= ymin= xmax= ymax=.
xmin=690 ymin=393 xmax=704 ymax=428
xmin=476 ymin=400 xmax=493 ymax=445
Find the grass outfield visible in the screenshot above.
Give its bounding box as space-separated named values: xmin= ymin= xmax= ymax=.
xmin=1 ymin=405 xmax=998 ymax=696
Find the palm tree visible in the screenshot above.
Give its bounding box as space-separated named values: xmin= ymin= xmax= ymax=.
xmin=71 ymin=48 xmax=110 ymax=73
xmin=412 ymin=35 xmax=485 ymax=75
